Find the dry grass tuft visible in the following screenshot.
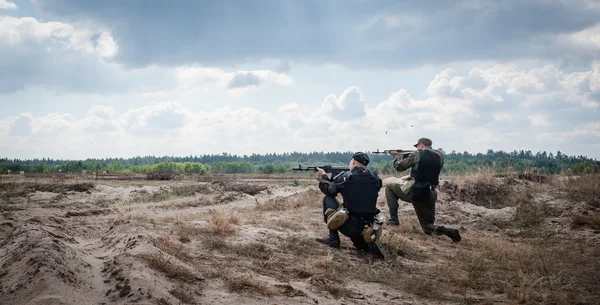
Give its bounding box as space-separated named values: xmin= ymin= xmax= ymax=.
xmin=223 ymin=273 xmax=281 ymax=296
xmin=153 ymin=235 xmax=192 ymax=262
xmin=202 ymin=234 xmax=228 ymax=250
xmin=559 ymin=174 xmax=600 ymax=208
xmin=193 ymin=210 xmax=241 ymax=236
xmin=309 ymin=276 xmax=353 ymax=299
xmin=273 ymin=219 xmax=303 ymax=230
xmin=169 ymin=284 xmax=197 ymax=304
xmin=279 ymin=235 xmax=328 ymax=257
xmin=176 ymin=224 xmax=202 ymax=243
xmin=229 ymin=242 xmax=272 ymax=260
xmin=513 ymin=200 xmax=552 ymax=228
xmin=378 ymin=233 xmax=418 ymax=258
xmin=135 ymin=251 xmax=199 ymax=282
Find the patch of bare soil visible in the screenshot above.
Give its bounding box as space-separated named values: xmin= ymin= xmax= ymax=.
xmin=1 ymin=174 xmax=599 ymax=305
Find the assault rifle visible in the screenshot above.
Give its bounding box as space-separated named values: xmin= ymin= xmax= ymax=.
xmin=292 ymin=164 xmax=349 ymax=184
xmin=371 ymin=149 xmax=414 ymax=159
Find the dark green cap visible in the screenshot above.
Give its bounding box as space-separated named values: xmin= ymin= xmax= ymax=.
xmin=413 ymin=137 xmax=433 ymax=147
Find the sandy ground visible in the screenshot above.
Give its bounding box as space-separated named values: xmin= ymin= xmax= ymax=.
xmin=0 ymin=173 xmax=598 ymax=305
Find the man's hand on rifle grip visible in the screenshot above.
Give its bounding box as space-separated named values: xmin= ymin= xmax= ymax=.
xmin=316 ymin=167 xmax=326 ymax=177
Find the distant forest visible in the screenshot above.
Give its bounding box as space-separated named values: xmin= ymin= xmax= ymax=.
xmin=1 ymin=149 xmax=598 ymax=175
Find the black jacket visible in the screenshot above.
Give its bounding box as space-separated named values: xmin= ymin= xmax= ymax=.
xmin=318 ymin=166 xmax=382 ymax=217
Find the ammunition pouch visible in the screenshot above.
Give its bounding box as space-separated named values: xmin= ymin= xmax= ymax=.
xmin=362 ymin=212 xmax=385 ymax=244
xmin=326 ymin=206 xmax=349 ymax=230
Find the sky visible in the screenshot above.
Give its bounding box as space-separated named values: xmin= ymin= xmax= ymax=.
xmin=0 ymin=0 xmax=599 ymax=160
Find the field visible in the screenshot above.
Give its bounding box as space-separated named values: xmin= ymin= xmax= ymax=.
xmin=0 ymin=172 xmax=599 ymax=305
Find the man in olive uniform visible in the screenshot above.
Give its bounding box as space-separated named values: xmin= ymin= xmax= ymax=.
xmin=314 ymin=152 xmax=385 ymax=259
xmin=386 ymin=138 xmax=461 ymax=242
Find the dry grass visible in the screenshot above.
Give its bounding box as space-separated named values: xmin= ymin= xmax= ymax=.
xmin=559 ymin=174 xmax=600 ymax=207
xmin=310 ymin=276 xmax=353 ymax=299
xmin=223 ymin=273 xmax=281 ymax=296
xmin=206 ymin=210 xmax=240 ymax=235
xmin=456 ymin=177 xmax=533 ymax=208
xmin=153 ymin=235 xmax=193 ymax=262
xmin=436 ymin=235 xmax=600 ymax=304
xmin=135 ymin=251 xmax=199 ymax=282
xmin=272 ymin=219 xmax=303 ymax=230
xmin=218 ymin=182 xmax=268 ymax=195
xmin=202 ymin=234 xmax=229 ymax=251
xmin=571 ymin=213 xmax=600 ymax=230
xmin=229 ymin=243 xmax=272 ymax=260
xmin=254 ymin=188 xmax=322 ymax=212
xmin=513 ymin=199 xmax=553 ymax=228
xmin=175 ymin=224 xmax=203 ymax=243
xmin=4 ymin=174 xmax=599 ymax=304
xmin=377 ymin=233 xmax=418 ymax=259
xmin=130 ymin=184 xmax=214 ymax=203
xmin=169 ymin=284 xmax=197 ymax=304
xmin=0 ymin=182 xmax=95 ymax=198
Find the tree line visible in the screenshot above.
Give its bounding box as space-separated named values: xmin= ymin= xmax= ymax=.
xmin=0 ymin=149 xmax=598 ymax=175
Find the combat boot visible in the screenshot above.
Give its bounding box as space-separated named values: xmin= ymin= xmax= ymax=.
xmin=368 ymin=243 xmax=385 ymax=260
xmin=436 ymin=226 xmax=462 ymax=243
xmin=387 ymin=208 xmax=399 ymax=226
xmin=315 ymin=230 xmax=340 ymax=248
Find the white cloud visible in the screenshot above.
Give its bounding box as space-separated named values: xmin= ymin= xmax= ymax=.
xmin=0 ymin=17 xmax=292 ymax=95
xmin=1 ymin=62 xmax=599 ymax=159
xmin=119 ymin=102 xmax=191 ymax=134
xmin=529 ymin=114 xmax=550 ymax=127
xmin=88 ymin=105 xmax=115 ymax=120
xmin=8 ymin=114 xmax=33 ymax=136
xmin=174 ymin=66 xmax=293 ymax=92
xmin=0 ymin=16 xmax=117 ymax=58
xmin=0 ymin=0 xmax=16 ymax=10
xmin=321 ymin=86 xmax=367 ymax=120
xmin=557 ymin=23 xmax=600 ymax=52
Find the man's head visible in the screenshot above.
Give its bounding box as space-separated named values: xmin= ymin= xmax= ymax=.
xmin=350 ymin=152 xmax=369 ymax=169
xmin=413 ymin=137 xmax=433 ymax=150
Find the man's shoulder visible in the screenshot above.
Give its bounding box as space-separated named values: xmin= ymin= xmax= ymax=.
xmin=423 ymin=148 xmax=443 ymax=158
xmin=332 ymin=170 xmax=351 ymax=182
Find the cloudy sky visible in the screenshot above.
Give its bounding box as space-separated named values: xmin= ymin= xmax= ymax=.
xmin=1 ymin=0 xmax=599 ymax=160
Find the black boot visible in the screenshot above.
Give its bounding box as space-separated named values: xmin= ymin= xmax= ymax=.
xmin=387 ymin=209 xmax=399 ymax=226
xmin=368 ymin=243 xmax=385 ymax=260
xmin=436 ymin=226 xmax=461 ymax=243
xmin=315 ymin=230 xmax=340 ymax=248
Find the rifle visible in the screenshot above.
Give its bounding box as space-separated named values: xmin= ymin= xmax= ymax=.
xmin=292 ymin=164 xmax=349 ymax=184
xmin=371 ymin=149 xmax=414 ymax=159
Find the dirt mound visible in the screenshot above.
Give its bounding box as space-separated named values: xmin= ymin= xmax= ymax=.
xmin=3 ymin=175 xmax=599 ymax=305
xmin=213 ymin=181 xmax=269 ymax=196
xmin=256 ymin=187 xmax=322 ymax=211
xmin=439 ymin=177 xmax=532 ymax=209
xmin=0 ymin=220 xmax=91 ymax=305
xmin=0 ymin=182 xmax=95 ymax=197
xmin=517 ymin=173 xmax=551 ymax=184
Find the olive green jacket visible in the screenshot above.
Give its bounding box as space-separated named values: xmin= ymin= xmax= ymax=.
xmin=393 ymin=148 xmax=444 ymax=172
